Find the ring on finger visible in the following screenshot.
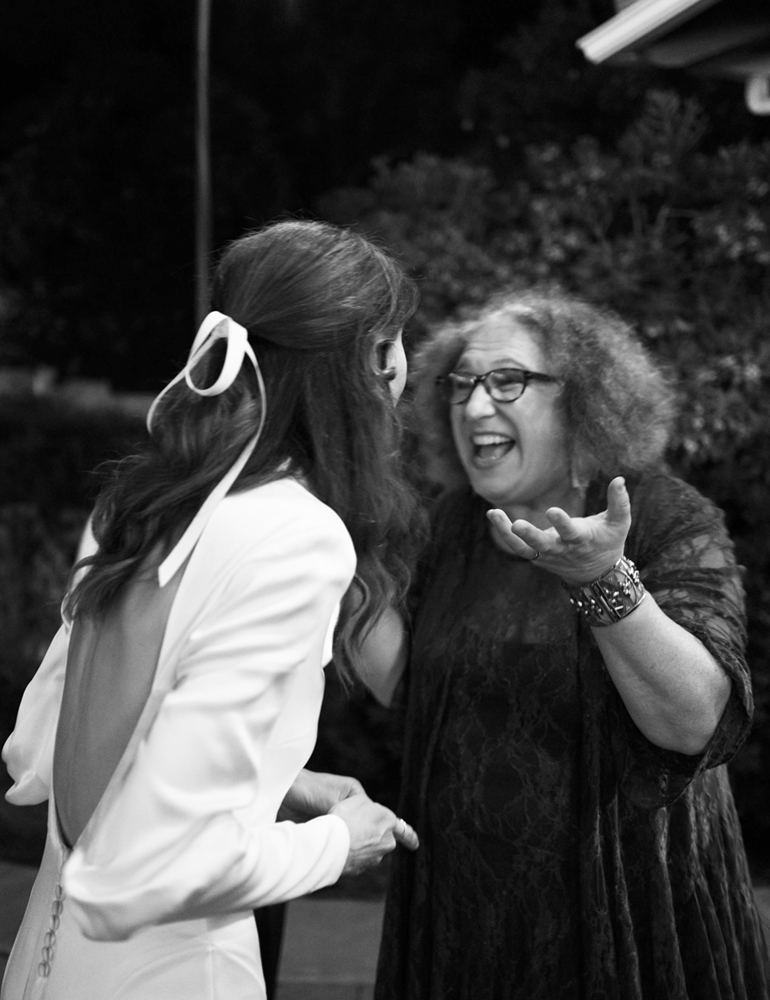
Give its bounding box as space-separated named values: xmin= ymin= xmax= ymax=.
xmin=530 ymin=550 xmax=541 ymax=562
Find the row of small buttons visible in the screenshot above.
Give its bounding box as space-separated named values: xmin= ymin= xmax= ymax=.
xmin=38 ymin=883 xmax=64 ymax=978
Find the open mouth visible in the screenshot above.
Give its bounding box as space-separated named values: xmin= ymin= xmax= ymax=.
xmin=472 ymin=433 xmax=515 ymax=466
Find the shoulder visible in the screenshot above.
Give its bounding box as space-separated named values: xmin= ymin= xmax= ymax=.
xmin=624 ymin=470 xmax=734 ymax=566
xmin=627 ymin=470 xmax=723 ymax=525
xmin=222 ymin=477 xmax=354 ymax=553
xmin=414 ymin=487 xmax=482 ymax=585
xmin=190 ymin=478 xmax=356 ymax=583
xmin=429 ymin=488 xmax=482 ymax=535
xmin=226 ymin=478 xmax=351 ymax=536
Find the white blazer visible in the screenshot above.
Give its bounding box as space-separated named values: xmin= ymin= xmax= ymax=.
xmin=2 ymin=477 xmax=355 ymax=999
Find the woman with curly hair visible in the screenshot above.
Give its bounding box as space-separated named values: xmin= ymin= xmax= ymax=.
xmin=367 ymin=291 xmax=769 ymax=999
xmin=2 ymin=219 xmax=421 ymax=1000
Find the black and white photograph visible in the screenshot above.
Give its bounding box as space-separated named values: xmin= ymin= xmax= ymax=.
xmin=1 ymin=1 xmax=769 ymax=997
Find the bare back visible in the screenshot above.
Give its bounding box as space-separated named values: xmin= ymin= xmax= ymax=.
xmin=52 ymin=567 xmax=182 ymax=849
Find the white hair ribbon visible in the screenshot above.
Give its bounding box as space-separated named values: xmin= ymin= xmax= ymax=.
xmin=145 ymin=311 xmax=267 ymax=587
xmin=146 ymin=311 xmax=260 ymax=432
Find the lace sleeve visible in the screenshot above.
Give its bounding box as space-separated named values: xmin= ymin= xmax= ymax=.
xmin=606 ymin=473 xmax=752 ymax=807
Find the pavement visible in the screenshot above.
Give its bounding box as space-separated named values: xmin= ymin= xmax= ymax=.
xmin=275 ymin=897 xmax=384 ymax=1000
xmin=2 ymin=860 xmax=769 ymax=998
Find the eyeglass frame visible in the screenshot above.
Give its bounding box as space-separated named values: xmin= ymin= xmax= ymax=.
xmin=435 ymin=366 xmax=559 ymax=405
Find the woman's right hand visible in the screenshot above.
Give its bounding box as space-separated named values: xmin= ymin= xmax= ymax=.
xmin=330 ymin=794 xmax=419 ymax=875
xmin=487 ymin=476 xmax=632 ymax=585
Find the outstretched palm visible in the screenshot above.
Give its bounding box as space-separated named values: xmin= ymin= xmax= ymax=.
xmin=487 ymin=476 xmax=631 ymax=586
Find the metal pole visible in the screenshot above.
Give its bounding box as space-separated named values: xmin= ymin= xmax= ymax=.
xmin=195 ymin=0 xmax=213 ymax=325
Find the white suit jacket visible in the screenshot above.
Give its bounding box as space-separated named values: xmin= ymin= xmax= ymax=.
xmin=2 ymin=477 xmax=354 ymax=998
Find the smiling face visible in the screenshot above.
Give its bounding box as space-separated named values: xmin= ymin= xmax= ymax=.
xmin=449 ymin=317 xmax=574 ymax=523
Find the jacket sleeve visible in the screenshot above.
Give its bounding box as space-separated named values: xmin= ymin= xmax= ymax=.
xmin=3 ymin=624 xmax=70 ymax=806
xmin=63 ymin=498 xmax=355 ymax=941
xmin=2 ymin=519 xmax=97 ymax=805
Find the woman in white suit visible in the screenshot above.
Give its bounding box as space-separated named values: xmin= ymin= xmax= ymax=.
xmin=2 ymin=219 xmax=421 ymax=999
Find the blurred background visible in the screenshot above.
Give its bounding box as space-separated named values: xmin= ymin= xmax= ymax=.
xmin=0 ymin=0 xmax=769 ymax=882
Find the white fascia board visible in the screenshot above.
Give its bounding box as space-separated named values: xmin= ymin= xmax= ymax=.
xmin=576 ymin=0 xmax=723 ymax=64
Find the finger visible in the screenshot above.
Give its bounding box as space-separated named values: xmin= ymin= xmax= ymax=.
xmin=605 ymin=476 xmax=632 ymax=528
xmin=394 ymin=817 xmax=420 ymax=851
xmin=486 ymin=510 xmax=535 ymax=558
xmin=508 ymin=519 xmax=554 ymax=554
xmin=544 ymin=506 xmax=583 ymax=543
xmin=342 ymin=778 xmax=366 ymax=799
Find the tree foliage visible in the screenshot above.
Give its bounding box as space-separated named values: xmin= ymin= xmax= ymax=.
xmin=318 ymin=90 xmax=770 ymax=849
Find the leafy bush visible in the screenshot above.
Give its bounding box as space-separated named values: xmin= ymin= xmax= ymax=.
xmin=0 ymin=504 xmax=84 ymax=696
xmin=317 ymin=89 xmax=770 ymax=852
xmin=0 ymin=410 xmax=142 ymax=716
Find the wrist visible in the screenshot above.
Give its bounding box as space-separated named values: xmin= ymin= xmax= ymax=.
xmin=559 ymin=558 xmax=621 ymax=588
xmin=563 ymin=555 xmax=646 ymax=627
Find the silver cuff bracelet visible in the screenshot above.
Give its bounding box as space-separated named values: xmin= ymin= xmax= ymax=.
xmin=564 ymin=555 xmax=646 ymax=627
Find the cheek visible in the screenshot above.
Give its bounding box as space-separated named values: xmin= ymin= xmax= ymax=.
xmin=537 ymin=417 xmax=571 ymax=470
xmin=449 ymin=411 xmax=466 ymax=456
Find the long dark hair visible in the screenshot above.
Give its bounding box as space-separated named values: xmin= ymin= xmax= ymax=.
xmin=65 ymin=219 xmax=425 ymax=678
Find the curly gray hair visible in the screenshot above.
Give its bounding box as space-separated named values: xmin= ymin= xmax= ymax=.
xmin=409 ymin=290 xmax=676 ymax=490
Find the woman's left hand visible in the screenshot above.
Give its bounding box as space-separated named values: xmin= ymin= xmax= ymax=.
xmin=278 ymin=769 xmax=366 ymax=822
xmin=486 ymin=476 xmax=631 ymax=586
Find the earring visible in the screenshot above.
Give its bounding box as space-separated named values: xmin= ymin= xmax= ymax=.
xmin=381 ymin=367 xmax=397 ymax=383
xmin=570 ymin=456 xmax=589 ymax=493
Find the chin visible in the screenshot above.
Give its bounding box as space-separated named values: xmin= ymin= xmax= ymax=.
xmin=466 ymin=471 xmax=511 ymax=505
xmin=469 ymin=483 xmax=509 ymax=508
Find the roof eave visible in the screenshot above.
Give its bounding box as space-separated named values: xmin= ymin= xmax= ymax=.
xmin=576 ymin=0 xmax=722 ymax=64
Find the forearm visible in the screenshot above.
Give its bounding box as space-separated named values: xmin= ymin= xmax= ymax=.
xmin=593 ymin=593 xmax=732 ymax=755
xmin=66 ymin=812 xmax=350 ymax=940
xmin=355 ymin=606 xmax=408 ymax=706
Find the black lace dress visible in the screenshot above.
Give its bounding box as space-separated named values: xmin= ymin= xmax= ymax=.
xmin=375 ymin=472 xmax=769 ymax=1000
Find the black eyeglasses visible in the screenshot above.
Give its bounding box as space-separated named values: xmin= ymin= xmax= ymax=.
xmin=435 ymin=367 xmax=558 ymax=405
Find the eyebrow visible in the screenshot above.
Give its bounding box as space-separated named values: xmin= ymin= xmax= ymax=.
xmin=455 ymin=358 xmax=528 ymax=371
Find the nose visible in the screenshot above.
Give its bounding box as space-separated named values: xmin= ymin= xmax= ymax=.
xmin=463 ymin=381 xmax=497 ymax=419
